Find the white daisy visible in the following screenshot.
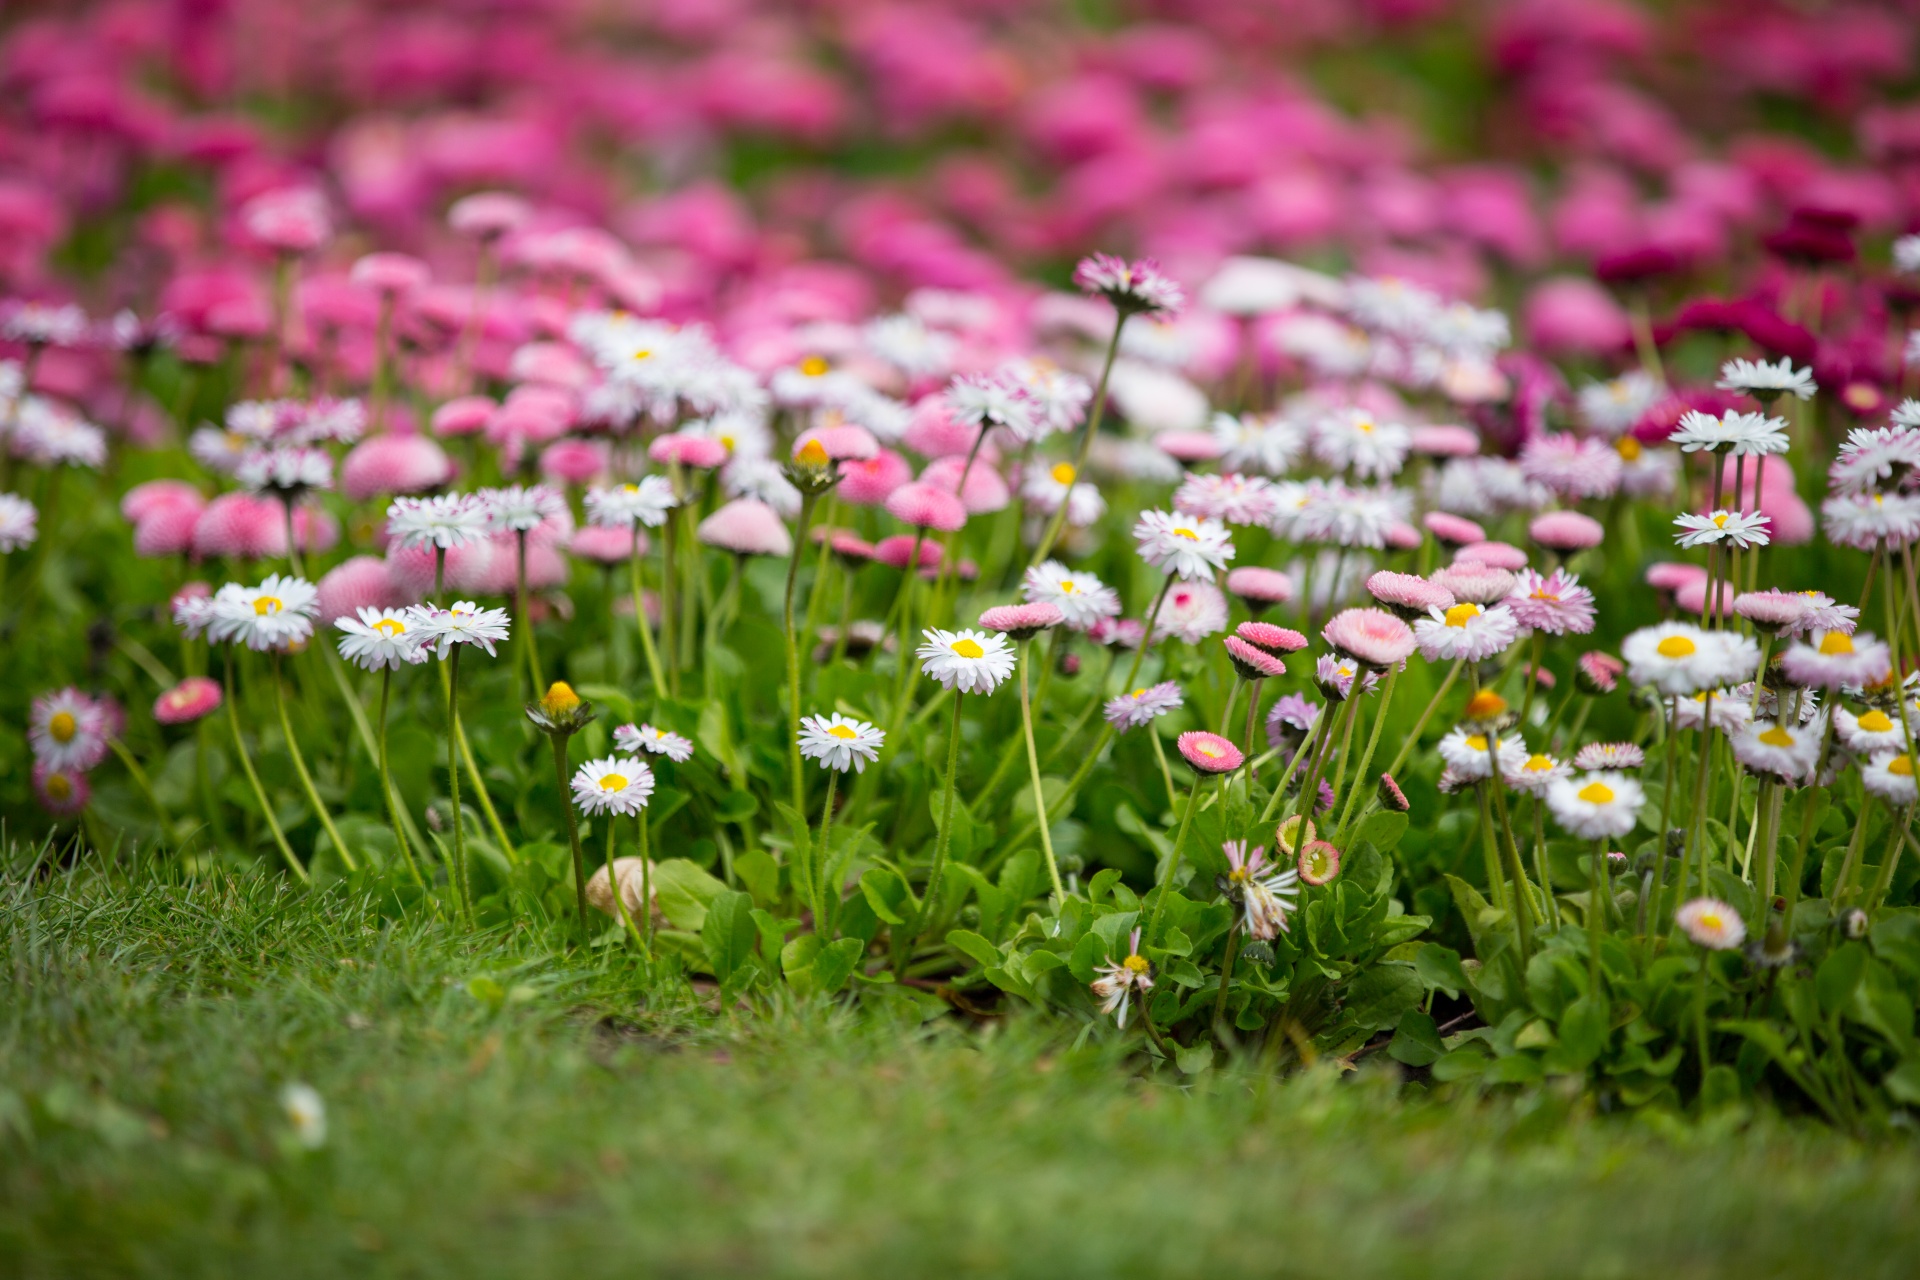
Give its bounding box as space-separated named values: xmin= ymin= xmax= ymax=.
xmin=1413 ymin=601 xmax=1521 ymax=662
xmin=335 ymin=608 xmax=429 ymax=671
xmin=1578 ymin=371 xmax=1663 ymax=437
xmin=10 ymin=400 xmax=106 ymax=468
xmin=386 ymin=493 xmax=489 ymax=552
xmin=1103 ymin=681 xmax=1184 ymax=732
xmin=1001 ymin=359 xmax=1092 ymax=434
xmin=1023 ymin=561 xmax=1121 ymax=631
xmin=585 ymin=476 xmax=677 ymax=529
xmin=1174 ymin=472 xmax=1274 ymax=526
xmin=1622 ymin=623 xmax=1750 ymax=696
xmin=864 ymin=313 xmax=955 ymax=380
xmin=1314 ymin=407 xmax=1412 ymax=481
xmin=946 ymin=371 xmax=1042 ymax=443
xmin=0 ymin=492 xmax=36 ymax=552
xmin=1545 ymin=771 xmax=1644 ymax=839
xmin=1862 ymin=751 xmax=1919 ymax=804
xmin=1223 ymin=841 xmax=1299 ymax=940
xmin=208 ymin=574 xmax=319 ymax=652
xmin=1730 ymin=717 xmax=1824 ymax=782
xmin=1717 ymin=357 xmax=1815 ymax=402
xmin=1210 ymin=411 xmax=1306 ymax=475
xmin=1674 ymin=509 xmax=1771 ymax=549
xmin=407 ymin=600 xmax=512 ymax=659
xmin=1822 ymin=491 xmax=1920 ymax=551
xmin=279 ymin=1083 xmax=327 ymax=1150
xmin=917 ymin=628 xmax=1016 ymax=695
xmin=1436 ymin=727 xmax=1528 ymax=780
xmin=796 ymin=713 xmax=886 ymax=773
xmin=1671 ymin=690 xmax=1753 ymax=735
xmin=1670 ymin=410 xmax=1772 ymax=454
xmin=1835 ymin=705 xmax=1906 ymax=755
xmin=1132 ymin=509 xmax=1234 ymax=581
xmin=1020 ymin=461 xmax=1106 ymax=527
xmin=613 ymin=722 xmax=695 ymax=762
xmin=1828 ymin=426 xmax=1920 ymax=496
xmin=1897 ymin=235 xmax=1920 ymax=275
xmin=235 ymin=445 xmax=332 ymax=495
xmin=1505 ymin=751 xmax=1570 ymax=795
xmin=1675 ymin=898 xmax=1747 ymax=950
xmin=482 ymin=484 xmax=567 ymax=534
xmin=570 ymin=756 xmax=655 ymax=816
xmin=1088 ymin=926 xmax=1155 ymax=1027
xmin=28 ymin=687 xmax=109 ymax=771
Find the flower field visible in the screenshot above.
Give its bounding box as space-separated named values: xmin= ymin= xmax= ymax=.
xmin=7 ymin=0 xmax=1920 ymax=1269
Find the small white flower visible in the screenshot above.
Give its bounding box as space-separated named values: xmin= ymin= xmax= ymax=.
xmin=1730 ymin=717 xmax=1824 ymax=782
xmin=1671 ymin=689 xmax=1752 ymax=735
xmin=408 ymin=600 xmax=512 ymax=659
xmin=1132 ymin=509 xmax=1234 ymax=581
xmin=613 ymin=722 xmax=695 ymax=762
xmin=1413 ymin=601 xmax=1521 ymax=663
xmin=1578 ymin=371 xmax=1663 ymax=437
xmin=1103 ymin=681 xmax=1184 ymax=732
xmin=1089 ymin=926 xmax=1155 ymax=1027
xmin=1896 ymin=235 xmax=1920 ymax=275
xmin=796 ymin=713 xmax=886 ymax=773
xmin=209 ymin=574 xmax=320 ymax=652
xmin=1674 ymin=509 xmax=1771 ymax=549
xmin=1023 ymin=561 xmax=1121 ymax=631
xmin=1437 ymin=728 xmax=1527 ymax=780
xmin=1545 ymin=771 xmax=1644 ymax=840
xmin=387 ymin=493 xmax=489 ymax=551
xmin=1835 ymin=705 xmax=1906 ymax=755
xmin=946 ymin=371 xmax=1042 ymax=443
xmin=585 ymin=476 xmax=678 ymax=529
xmin=864 ymin=313 xmax=955 ymax=380
xmin=1622 ymin=623 xmax=1756 ymax=696
xmin=1021 ymin=461 xmax=1106 ymax=527
xmin=570 ymin=756 xmax=655 ymax=816
xmin=482 ymin=484 xmax=566 ymax=533
xmin=1862 ymin=750 xmax=1919 ymax=804
xmin=279 ymin=1083 xmax=327 ymax=1150
xmin=1717 ymin=357 xmax=1815 ymax=402
xmin=29 ymin=687 xmax=109 ymax=771
xmin=1670 ymin=410 xmax=1779 ymax=455
xmin=1210 ymin=410 xmax=1306 ymax=475
xmin=0 ymin=492 xmax=36 ymax=552
xmin=335 ymin=608 xmax=428 ymax=671
xmin=236 ymin=445 xmax=332 ymax=495
xmin=1675 ymin=897 xmax=1747 ymax=950
xmin=1313 ymin=406 xmax=1411 ymax=481
xmin=916 ymin=628 xmax=1016 ymax=695
xmin=1505 ymin=752 xmax=1570 ymax=796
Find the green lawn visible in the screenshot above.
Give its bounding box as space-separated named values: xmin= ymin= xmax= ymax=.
xmin=4 ymin=859 xmax=1918 ymax=1279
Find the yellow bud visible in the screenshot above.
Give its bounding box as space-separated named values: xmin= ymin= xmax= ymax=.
xmin=542 ymin=682 xmax=582 ymax=715
xmin=795 ymin=438 xmax=830 ymax=467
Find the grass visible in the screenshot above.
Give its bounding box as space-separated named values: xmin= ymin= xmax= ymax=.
xmin=4 ymin=852 xmax=1919 ymax=1279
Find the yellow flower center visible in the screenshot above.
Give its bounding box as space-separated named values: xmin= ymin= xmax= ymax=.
xmin=1173 ymin=526 xmax=1200 ymax=541
xmin=1443 ymin=603 xmax=1482 ymax=628
xmin=599 ymin=773 xmax=628 ymax=791
xmin=795 ymin=438 xmax=830 ymax=467
xmin=1058 ymin=579 xmax=1078 ymax=594
xmin=951 ymin=638 xmax=984 ymax=659
xmin=1577 ymin=781 xmax=1615 ymax=804
xmin=622 ymin=483 xmax=640 ymax=494
xmin=1465 ymin=690 xmax=1507 ymax=720
xmin=631 ymin=349 xmax=651 ymax=361
xmin=45 ymin=773 xmax=71 ymax=801
xmin=1123 ymin=954 xmax=1150 ymax=974
xmin=1712 ymin=512 xmax=1730 ymax=528
xmin=827 ymin=724 xmax=858 ymax=740
xmin=375 ymin=618 xmax=406 ymax=637
xmin=1051 ymin=462 xmax=1077 ymax=485
xmin=1759 ymin=727 xmax=1795 ymax=747
xmin=1617 ymin=437 xmax=1642 ymax=461
xmin=1198 ymin=741 xmax=1224 ymax=758
xmin=541 ymin=681 xmax=580 ymax=714
xmin=1819 ymin=632 xmax=1855 ymax=656
xmin=1892 ymin=756 xmax=1916 ymax=777
xmin=1697 ymin=911 xmax=1724 ymax=932
xmin=1356 ymin=418 xmax=1374 ymax=434
xmin=1130 ymin=688 xmax=1147 ymax=698
xmin=254 ymin=596 xmax=283 ymax=616
xmin=800 ymin=355 xmax=830 ymax=377
xmin=1465 ymin=734 xmax=1489 ymax=752
xmin=1860 ymin=710 xmax=1895 ymax=733
xmin=1524 ymin=754 xmax=1554 ymax=773
xmin=718 ymin=434 xmax=736 ymax=453
xmin=1656 ymin=635 xmax=1696 ymax=658
xmin=49 ymin=711 xmax=76 ymax=742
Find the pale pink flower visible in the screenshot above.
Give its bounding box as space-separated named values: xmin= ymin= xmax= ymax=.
xmin=1322 ymin=608 xmax=1417 ymax=669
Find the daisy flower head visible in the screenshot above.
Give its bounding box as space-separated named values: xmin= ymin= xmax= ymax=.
xmin=1414 ymin=601 xmax=1521 ymax=663
xmin=408 ymin=600 xmax=512 ymax=659
xmin=1224 ymin=635 xmax=1289 ymax=681
xmin=1529 ymin=510 xmax=1605 ymax=554
xmin=1223 ymin=841 xmax=1299 ymax=940
xmin=1576 ymin=651 xmax=1626 ymax=695
xmin=1266 ymin=693 xmax=1320 ymax=746
xmin=1423 ymin=511 xmax=1487 ymax=547
xmin=1437 ymin=727 xmax=1527 ymax=781
xmin=1732 ymin=589 xmax=1813 ymax=635
xmin=1505 ymin=568 xmax=1597 ymax=636
xmin=1178 ymin=730 xmax=1244 ymax=774
xmin=1151 ymin=581 xmax=1230 ymax=644
xmin=1622 ymin=623 xmax=1750 ymax=697
xmin=1821 ymin=490 xmax=1920 ymax=551
xmin=1315 ymin=654 xmax=1381 ymax=702
xmin=1674 ymin=509 xmax=1770 ymax=549
xmin=1829 ymin=425 xmax=1920 ymax=496
xmin=979 ymin=602 xmax=1065 ymax=641
xmin=795 ymin=714 xmax=885 ymax=774
xmin=1779 ymin=630 xmax=1892 ymax=690
xmin=1366 ymin=570 xmax=1455 ymax=620
xmin=1322 ymin=608 xmax=1417 ymax=669
xmin=1506 ymin=751 xmax=1570 ymax=795
xmin=1225 ymin=566 xmax=1294 ymax=614
xmin=235 ymin=445 xmax=332 ymax=497
xmin=1089 ymin=927 xmax=1154 ymax=1027
xmin=387 ymin=493 xmax=488 ymax=552
xmin=570 ymin=756 xmax=655 ymax=817
xmin=1211 ymin=411 xmax=1306 ymax=476
xmin=1579 ymin=371 xmax=1665 ymax=437
xmin=153 ymin=676 xmax=223 ymax=725
xmin=1671 ymin=689 xmax=1753 ymax=735
xmin=1021 ymin=461 xmax=1106 ymax=527
xmin=1428 ymin=559 xmax=1516 ymax=605
xmin=1836 ymin=706 xmax=1906 ymax=755
xmin=483 ymin=484 xmax=567 ymax=534
xmin=1545 ymin=771 xmax=1644 ymax=839
xmin=586 ymin=476 xmax=678 ymax=529
xmin=32 ymin=761 xmax=90 ymax=818
xmin=945 ymin=370 xmax=1041 ymax=443
xmin=1104 ymin=682 xmax=1183 ymax=732
xmin=1314 ymin=407 xmax=1412 ymax=481
xmin=1519 ymin=433 xmax=1623 ymax=501
xmin=29 ymin=688 xmax=110 ymax=771
xmin=1174 ymin=472 xmax=1275 ymax=526
xmin=1784 ymin=594 xmax=1859 ymax=639
xmin=917 ymin=628 xmax=1015 ymax=694
xmin=1132 ymin=509 xmax=1234 ymax=580
xmin=1718 ymin=357 xmax=1815 ymax=403
xmin=1731 ymin=717 xmax=1823 ymax=783
xmin=0 ymin=492 xmax=39 ymax=552
xmin=1571 ymin=741 xmax=1644 ymax=771
xmin=1073 ymin=253 xmax=1184 ymax=318
xmin=614 ymin=722 xmax=696 ymax=762
xmin=208 ymin=574 xmax=320 ymax=652
xmin=1023 ymin=561 xmax=1120 ymax=631
xmin=1862 ymin=750 xmax=1920 ymax=804
xmin=1675 ymin=897 xmax=1748 ymax=951
xmin=335 ymin=607 xmax=428 ymax=671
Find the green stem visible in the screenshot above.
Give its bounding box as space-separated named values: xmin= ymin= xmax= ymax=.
xmin=1150 ymin=728 xmax=1178 ymax=815
xmin=106 ymin=738 xmax=168 ymax=841
xmin=1030 ymin=315 xmax=1126 ymax=568
xmin=786 ymin=492 xmax=819 ymax=820
xmin=553 ymin=735 xmax=587 ymax=936
xmin=629 ymin=528 xmax=667 ymax=696
xmin=1019 ymin=639 xmax=1066 ymax=901
xmin=638 ymin=810 xmax=654 ymax=954
xmin=815 ymin=768 xmax=839 ymax=935
xmin=378 ymin=668 xmax=424 ymax=888
xmin=1335 ymin=666 xmax=1400 ymax=842
xmin=1145 ymin=772 xmax=1210 ymax=946
xmin=273 ymin=654 xmax=355 ymax=873
xmin=912 ymin=692 xmax=966 ymax=950
xmin=447 ymin=647 xmax=473 ymax=925
xmin=225 ymin=654 xmax=306 ymax=882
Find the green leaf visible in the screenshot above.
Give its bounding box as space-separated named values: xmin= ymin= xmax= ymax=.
xmin=735 ymin=849 xmax=780 ymax=906
xmin=701 ymin=890 xmax=757 ymax=982
xmin=570 ymin=684 xmax=633 ymax=723
xmin=649 ymin=859 xmax=729 ymax=932
xmin=1175 ymin=1042 xmax=1215 ymax=1075
xmin=809 ymin=938 xmax=865 ymax=995
xmin=714 ymin=790 xmax=760 ymax=823
xmin=1413 ymin=943 xmax=1470 ymax=1000
xmin=1430 ymin=1047 xmax=1491 ymax=1082
xmin=1555 ymin=993 xmax=1610 ymax=1069
xmin=1387 ymin=1009 xmax=1444 ymax=1067
xmin=860 ymin=867 xmax=911 ymax=925
xmin=1338 ymin=964 xmax=1423 ymax=1034
xmin=1357 ymin=809 xmax=1409 ymax=853
xmin=749 ymin=908 xmax=793 ymax=965
xmin=780 ymin=935 xmax=821 ymax=985
xmin=1068 ymin=932 xmax=1106 ymax=984
xmin=945 ymin=929 xmax=1002 ymax=969
xmin=1086 ymin=867 xmax=1124 ymax=904
xmin=1816 ymin=941 xmax=1867 ymax=1015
